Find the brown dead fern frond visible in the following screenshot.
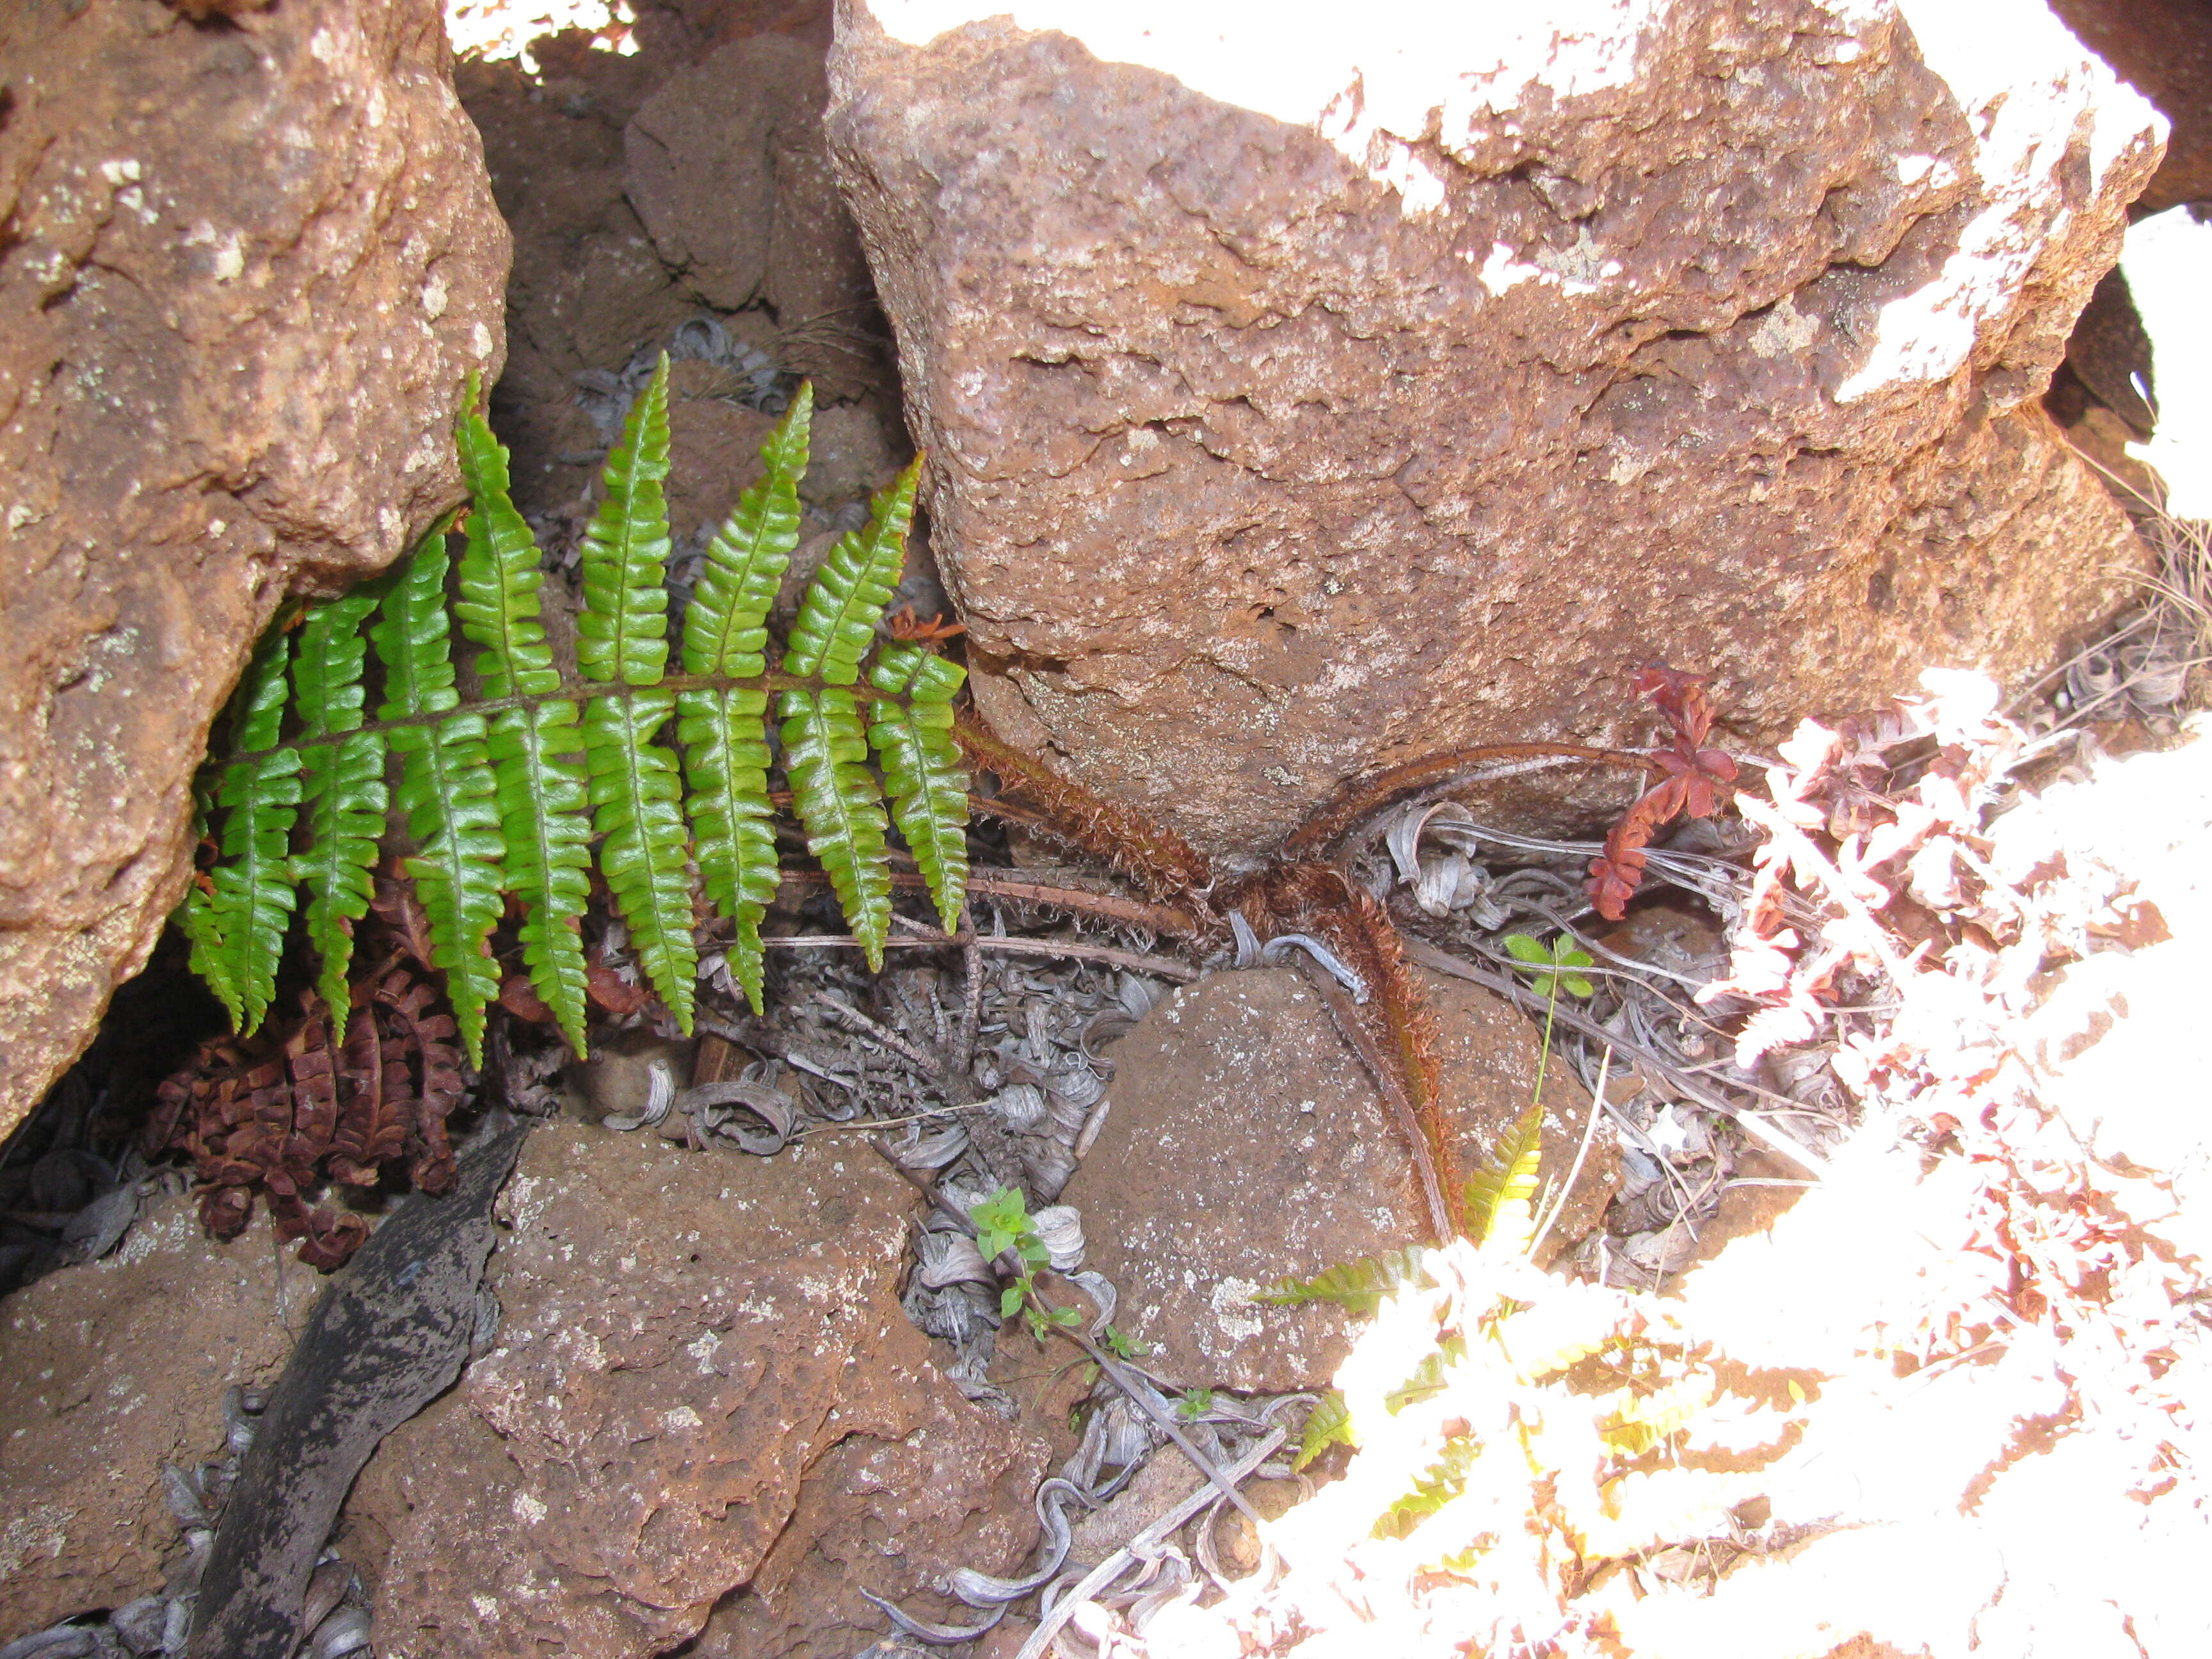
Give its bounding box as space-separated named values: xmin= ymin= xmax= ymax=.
xmin=953 ymin=714 xmax=1217 ymax=908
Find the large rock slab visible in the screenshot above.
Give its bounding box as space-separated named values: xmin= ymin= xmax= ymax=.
xmin=1064 ymin=966 xmax=1605 ymax=1392
xmin=0 ymin=1195 xmax=324 ymax=1634
xmin=346 ymin=1125 xmax=1045 ymax=1659
xmin=828 ymin=0 xmax=2164 ymax=856
xmin=0 ymin=0 xmax=510 ymax=1141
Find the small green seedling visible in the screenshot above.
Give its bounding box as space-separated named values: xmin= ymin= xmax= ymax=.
xmin=1500 ymin=932 xmax=1595 ymax=1001
xmin=1103 ymin=1325 xmax=1152 ymax=1360
xmin=1176 ymin=1386 xmax=1217 ymax=1422
xmin=970 ymin=1186 xmax=1080 ymax=1342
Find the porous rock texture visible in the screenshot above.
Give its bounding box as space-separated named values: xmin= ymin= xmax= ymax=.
xmin=1064 ymin=966 xmax=1607 ymax=1392
xmin=828 ymin=0 xmax=2167 ymax=857
xmin=0 ymin=0 xmax=509 ymax=1144
xmin=346 ymin=1125 xmax=1045 ymax=1659
xmin=0 ymin=1194 xmax=323 ymax=1634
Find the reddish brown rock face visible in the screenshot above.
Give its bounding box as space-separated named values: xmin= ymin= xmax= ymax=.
xmin=1062 ymin=967 xmax=1606 ymax=1393
xmin=827 ymin=1 xmax=2164 ymax=858
xmin=0 ymin=0 xmax=510 ymax=1142
xmin=0 ymin=1198 xmax=325 ymax=1635
xmin=2049 ymin=0 xmax=2212 ymax=212
xmin=348 ymin=1126 xmax=1045 ymax=1659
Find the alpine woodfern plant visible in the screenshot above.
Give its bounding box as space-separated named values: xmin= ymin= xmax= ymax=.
xmin=179 ymin=357 xmax=969 ymax=1066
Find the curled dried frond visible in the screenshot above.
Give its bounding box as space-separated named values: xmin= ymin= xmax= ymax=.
xmin=153 ymin=965 xmax=469 ymax=1270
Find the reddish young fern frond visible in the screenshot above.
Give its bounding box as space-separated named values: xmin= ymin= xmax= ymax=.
xmin=1587 ymin=666 xmax=1740 ymax=920
xmin=953 ymin=715 xmax=1216 ymax=906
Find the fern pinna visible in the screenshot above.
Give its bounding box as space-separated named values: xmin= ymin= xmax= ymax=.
xmin=180 ymin=358 xmax=969 ymax=1065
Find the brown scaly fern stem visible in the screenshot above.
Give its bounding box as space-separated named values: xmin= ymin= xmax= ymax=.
xmin=955 ymin=713 xmax=1461 ymax=1240
xmin=953 ymin=716 xmax=1217 ymax=909
xmin=1242 ymin=862 xmax=1457 ymax=1242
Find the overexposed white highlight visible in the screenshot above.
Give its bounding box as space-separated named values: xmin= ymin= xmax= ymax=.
xmin=2124 ymin=207 xmax=2212 ymax=519
xmin=865 ymin=0 xmax=1669 ymax=216
xmin=1832 ymin=0 xmax=2165 ymax=403
xmin=445 ymin=0 xmax=638 ymax=73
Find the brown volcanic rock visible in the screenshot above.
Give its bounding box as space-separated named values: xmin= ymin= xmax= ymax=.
xmin=348 ymin=1125 xmax=1044 ymax=1659
xmin=1062 ymin=966 xmax=1607 ymax=1393
xmin=2049 ymin=0 xmax=2212 ymax=213
xmin=827 ymin=1 xmax=2163 ymax=857
xmin=0 ymin=1195 xmax=324 ymax=1634
xmin=0 ymin=0 xmax=509 ymax=1142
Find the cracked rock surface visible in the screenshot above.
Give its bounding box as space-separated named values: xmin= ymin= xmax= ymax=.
xmin=827 ymin=0 xmax=2165 ymax=856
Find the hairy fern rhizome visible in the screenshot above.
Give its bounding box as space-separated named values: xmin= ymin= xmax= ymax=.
xmin=180 ymin=357 xmax=969 ymax=1065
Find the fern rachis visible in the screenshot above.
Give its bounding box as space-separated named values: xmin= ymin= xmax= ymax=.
xmin=183 ymin=359 xmax=969 ymax=1065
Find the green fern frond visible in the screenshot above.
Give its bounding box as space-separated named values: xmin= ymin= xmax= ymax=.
xmin=1596 ymin=1372 xmax=1715 ymax=1456
xmin=453 ymin=393 xmax=593 ymax=1052
xmin=393 ymin=713 xmax=504 ymax=1067
xmin=296 ymin=734 xmax=386 ymax=1029
xmin=180 ymin=375 xmax=968 ymax=1066
xmin=683 ymin=382 xmax=810 ymax=678
xmin=780 ymin=687 xmax=893 ymax=970
xmin=195 ymin=632 xmax=304 ymax=1036
xmin=1463 ymin=1101 xmax=1545 ymax=1254
xmin=293 ymin=590 xmax=388 ymax=1032
xmin=454 ymin=382 xmax=561 ymax=698
xmin=374 ymin=538 xmax=504 ymax=1064
xmin=1294 ymin=1390 xmax=1356 ymax=1471
xmin=1262 ymin=1247 xmax=1433 ymax=1317
xmin=868 ymin=644 xmax=970 ymax=935
xmin=292 ymin=588 xmax=381 ymax=737
xmin=490 ymin=702 xmax=593 ymax=1054
xmin=677 ymin=687 xmax=778 ymax=1014
xmin=576 ymin=353 xmax=673 ymax=686
xmin=585 ymin=693 xmax=697 ymax=1032
xmin=372 ymin=531 xmax=462 ymax=724
xmin=782 ymin=457 xmax=918 ymax=684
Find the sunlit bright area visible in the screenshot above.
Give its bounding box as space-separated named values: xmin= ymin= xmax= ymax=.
xmin=445 ymin=0 xmax=639 ymax=72
xmin=2126 ymin=206 xmax=2212 ymax=518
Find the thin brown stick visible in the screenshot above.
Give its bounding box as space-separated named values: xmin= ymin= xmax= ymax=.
xmin=810 ymin=990 xmax=944 ymax=1076
xmin=775 ymin=868 xmax=1198 ymax=935
xmin=762 ymin=929 xmax=1200 ymax=982
xmin=1283 ymin=742 xmax=1665 ymax=860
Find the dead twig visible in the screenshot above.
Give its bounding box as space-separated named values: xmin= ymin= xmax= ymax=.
xmin=1402 ymin=937 xmax=1831 ymax=1177
xmin=1297 ymin=958 xmax=1454 ymax=1244
xmin=777 ymin=867 xmax=1199 ymax=934
xmin=764 ymin=929 xmax=1199 ymax=982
